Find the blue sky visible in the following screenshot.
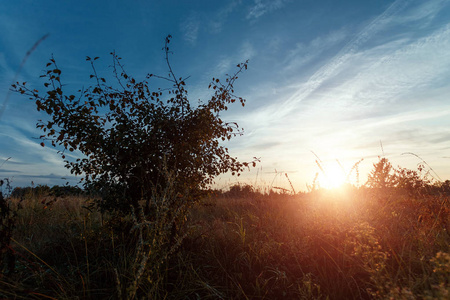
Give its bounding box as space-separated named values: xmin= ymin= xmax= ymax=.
xmin=1 ymin=0 xmax=450 ymax=190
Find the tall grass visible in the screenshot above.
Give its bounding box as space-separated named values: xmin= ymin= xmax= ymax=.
xmin=188 ymin=186 xmax=448 ymax=299
xmin=1 ymin=166 xmax=449 ymax=299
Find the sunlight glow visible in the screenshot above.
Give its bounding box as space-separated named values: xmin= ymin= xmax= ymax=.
xmin=318 ymin=164 xmax=347 ymax=189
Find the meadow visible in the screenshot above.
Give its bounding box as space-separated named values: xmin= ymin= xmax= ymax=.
xmin=0 ymin=160 xmax=449 ymax=299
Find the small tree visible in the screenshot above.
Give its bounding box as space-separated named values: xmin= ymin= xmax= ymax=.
xmin=13 ymin=36 xmax=255 ymax=216
xmin=366 ymin=157 xmax=432 ymax=196
xmin=366 ymin=157 xmax=395 ymax=189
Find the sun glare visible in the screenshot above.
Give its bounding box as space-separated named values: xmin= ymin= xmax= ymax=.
xmin=319 ymin=164 xmax=346 ymax=189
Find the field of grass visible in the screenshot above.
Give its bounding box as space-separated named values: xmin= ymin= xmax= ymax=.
xmin=0 ymin=178 xmax=449 ymax=299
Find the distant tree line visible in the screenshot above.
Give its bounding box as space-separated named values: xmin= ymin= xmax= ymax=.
xmin=10 ymin=184 xmax=85 ymax=199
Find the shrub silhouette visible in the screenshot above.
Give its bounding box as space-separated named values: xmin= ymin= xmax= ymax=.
xmin=13 ymin=36 xmax=255 ymax=217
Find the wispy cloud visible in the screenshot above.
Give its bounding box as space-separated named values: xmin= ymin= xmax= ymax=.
xmin=228 ymin=0 xmax=450 ymax=186
xmin=186 ymin=40 xmax=256 ymax=107
xmin=0 ymin=169 xmax=20 ymax=173
xmin=4 ymin=0 xmax=450 ymax=188
xmin=200 ymin=40 xmax=256 ymax=82
xmin=317 ymin=23 xmax=450 ymax=112
xmin=0 ymin=123 xmax=76 ymax=174
xmin=238 ymin=40 xmax=256 ymax=61
xmin=181 ymin=12 xmax=200 ymax=45
xmin=243 ymin=0 xmax=450 ymax=129
xmin=395 ymin=0 xmax=449 ymax=26
xmin=284 ymin=28 xmax=348 ymax=72
xmin=210 ymin=0 xmax=241 ymax=33
xmin=278 ymin=0 xmax=409 ymax=115
xmin=246 ymin=0 xmax=290 ymax=20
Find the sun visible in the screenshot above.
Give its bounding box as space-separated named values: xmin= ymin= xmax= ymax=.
xmin=319 ymin=164 xmax=346 ymax=189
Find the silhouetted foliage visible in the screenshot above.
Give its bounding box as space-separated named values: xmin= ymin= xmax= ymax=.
xmin=227 ymin=183 xmax=254 ymax=198
xmin=11 ymin=184 xmax=84 ymax=199
xmin=0 ymin=179 xmax=15 ymax=275
xmin=438 ymin=180 xmax=450 ymax=195
xmin=12 ymin=36 xmax=255 ymax=215
xmin=366 ymin=157 xmax=435 ymax=199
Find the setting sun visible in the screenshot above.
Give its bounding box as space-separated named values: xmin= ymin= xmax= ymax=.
xmin=318 ymin=164 xmax=347 ymax=189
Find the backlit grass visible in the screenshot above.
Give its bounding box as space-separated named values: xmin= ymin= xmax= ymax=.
xmin=0 ymin=171 xmax=449 ymax=299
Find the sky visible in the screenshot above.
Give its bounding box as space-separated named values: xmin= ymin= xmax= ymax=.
xmin=1 ymin=0 xmax=450 ymax=191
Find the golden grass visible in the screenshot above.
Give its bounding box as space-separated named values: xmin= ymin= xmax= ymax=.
xmin=1 ymin=184 xmax=449 ymax=299
xmin=186 ymin=187 xmax=449 ymax=299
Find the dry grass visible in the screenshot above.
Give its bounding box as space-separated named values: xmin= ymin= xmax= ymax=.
xmin=0 ymin=182 xmax=449 ymax=299
xmin=185 ymin=186 xmax=449 ymax=299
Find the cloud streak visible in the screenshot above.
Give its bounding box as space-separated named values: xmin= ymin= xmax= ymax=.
xmin=226 ymin=0 xmax=450 ymax=187
xmin=3 ymin=0 xmax=450 ymax=189
xmin=283 ymin=28 xmax=348 ymax=73
xmin=279 ymin=0 xmax=409 ymax=115
xmin=181 ymin=13 xmax=200 ymax=45
xmin=246 ymin=0 xmax=290 ymax=20
xmin=244 ymin=0 xmax=450 ymax=128
xmin=210 ymin=0 xmax=241 ymax=33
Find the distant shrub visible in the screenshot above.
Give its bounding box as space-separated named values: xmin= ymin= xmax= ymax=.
xmin=227 ymin=183 xmax=255 ymax=198
xmin=366 ymin=157 xmax=434 ymax=196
